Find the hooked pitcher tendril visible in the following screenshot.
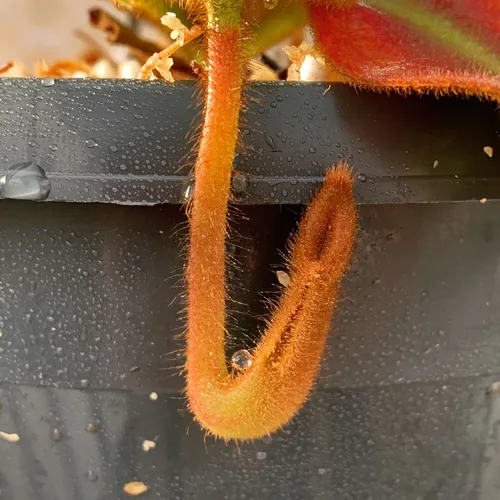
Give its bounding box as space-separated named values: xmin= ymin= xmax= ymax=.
xmin=187 ymin=163 xmax=357 ymax=439
xmin=109 ymin=0 xmax=500 ymax=440
xmin=180 ymin=0 xmax=358 ymax=440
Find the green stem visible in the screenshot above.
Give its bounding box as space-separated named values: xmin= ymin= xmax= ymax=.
xmin=248 ymin=4 xmax=309 ymax=57
xmin=207 ymin=0 xmax=245 ymax=28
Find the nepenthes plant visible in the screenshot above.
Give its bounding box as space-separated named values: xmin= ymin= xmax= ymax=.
xmin=112 ymin=0 xmax=500 ymax=440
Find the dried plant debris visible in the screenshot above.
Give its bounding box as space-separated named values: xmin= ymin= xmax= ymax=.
xmin=142 ymin=439 xmax=156 ymax=451
xmin=89 ymin=7 xmax=161 ymax=56
xmin=487 ymin=381 xmax=500 ymax=394
xmin=161 ymin=12 xmax=189 ymax=46
xmin=283 ymin=41 xmax=342 ymax=82
xmin=0 ymin=6 xmax=319 ymax=82
xmin=0 ymin=60 xmax=28 ymax=77
xmin=484 ymin=146 xmax=494 ymax=158
xmin=0 ymin=430 xmax=20 ymax=443
xmin=123 ymin=481 xmax=149 ymax=496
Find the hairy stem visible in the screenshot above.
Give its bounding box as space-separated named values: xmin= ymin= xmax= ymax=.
xmin=188 ymin=164 xmax=356 ymax=438
xmin=186 ymin=0 xmax=245 ymax=429
xmin=186 ymin=0 xmax=357 ymax=440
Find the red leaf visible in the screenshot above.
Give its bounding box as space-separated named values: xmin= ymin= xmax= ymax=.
xmin=309 ymin=1 xmax=500 ymax=100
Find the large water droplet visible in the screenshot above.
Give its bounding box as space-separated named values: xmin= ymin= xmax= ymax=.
xmin=86 ymin=138 xmax=98 ymax=148
xmin=41 ymin=77 xmax=55 ymax=87
xmin=276 ymin=270 xmax=290 ymax=287
xmin=263 ymin=0 xmax=278 ymax=9
xmin=0 ymin=162 xmax=51 ymax=201
xmin=232 ymin=173 xmax=248 ymax=194
xmin=231 ymin=349 xmax=253 ymax=371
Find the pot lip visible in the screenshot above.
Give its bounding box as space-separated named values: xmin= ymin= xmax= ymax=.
xmin=0 ymin=78 xmax=496 ymax=206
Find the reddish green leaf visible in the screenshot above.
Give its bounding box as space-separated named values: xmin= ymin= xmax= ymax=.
xmin=309 ymin=0 xmax=500 ymax=100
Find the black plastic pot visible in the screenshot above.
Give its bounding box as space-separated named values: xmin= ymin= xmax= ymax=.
xmin=0 ymin=79 xmax=499 ymax=500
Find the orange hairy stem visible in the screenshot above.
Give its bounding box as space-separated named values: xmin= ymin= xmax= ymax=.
xmin=187 ymin=162 xmax=357 ymax=440
xmin=185 ymin=0 xmax=357 ymax=440
xmin=186 ymin=22 xmax=244 ymax=421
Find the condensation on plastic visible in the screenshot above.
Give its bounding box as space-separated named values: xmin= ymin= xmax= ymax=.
xmin=0 ymin=79 xmax=497 ymax=205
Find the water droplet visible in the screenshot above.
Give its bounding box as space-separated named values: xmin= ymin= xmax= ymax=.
xmin=231 ymin=349 xmax=253 ymax=371
xmin=265 ymin=134 xmax=281 ymax=152
xmin=256 ymin=451 xmax=268 ymax=460
xmin=0 ymin=162 xmax=51 ymax=201
xmin=309 ymin=146 xmax=316 ymax=154
xmin=49 ymin=144 xmax=58 ymax=151
xmin=263 ymin=0 xmax=278 ymax=8
xmin=87 ymin=470 xmax=99 ymax=482
xmin=232 ymin=173 xmax=248 ymax=194
xmin=110 ymin=145 xmax=118 ymax=153
xmin=276 ymin=270 xmax=290 ymax=287
xmin=358 ymin=174 xmax=367 ymax=183
xmin=41 ymin=77 xmax=55 ymax=87
xmin=86 ymin=423 xmax=100 ymax=433
xmin=51 ymin=428 xmax=61 ymax=442
xmin=86 ymin=138 xmax=97 ymax=148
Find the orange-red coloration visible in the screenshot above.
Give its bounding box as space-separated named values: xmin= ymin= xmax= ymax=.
xmin=421 ymin=0 xmax=500 ymax=48
xmin=310 ymin=2 xmax=500 ymax=100
xmin=187 ymin=164 xmax=357 ymax=439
